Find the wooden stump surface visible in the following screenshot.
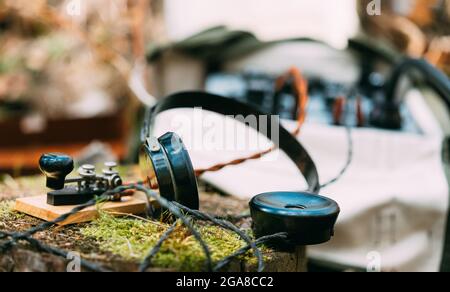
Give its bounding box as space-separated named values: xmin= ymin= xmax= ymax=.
xmin=0 ymin=170 xmax=307 ymax=272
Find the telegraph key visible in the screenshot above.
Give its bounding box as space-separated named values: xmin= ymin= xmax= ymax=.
xmin=14 ymin=154 xmax=146 ymax=225
xmin=39 ymin=153 xmax=125 ymax=206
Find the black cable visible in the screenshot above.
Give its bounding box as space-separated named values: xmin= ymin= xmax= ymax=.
xmin=139 ymin=221 xmax=178 ymax=272
xmin=0 ymin=197 xmax=105 ymax=252
xmin=129 ymin=184 xmax=214 ymax=272
xmin=213 ymin=232 xmax=289 ymax=272
xmin=1 ymin=192 xmax=116 ymax=252
xmin=0 ymin=194 xmax=113 ymax=272
xmin=1 ymin=184 xmax=291 ymax=272
xmin=386 ymin=58 xmax=450 ymax=107
xmin=172 ymin=201 xmax=265 ymax=272
xmin=320 ymin=126 xmax=353 ymax=189
xmin=0 ymin=184 xmax=214 ymax=272
xmin=0 ymin=227 xmax=109 ymax=272
xmin=25 ymin=236 xmax=111 ymax=272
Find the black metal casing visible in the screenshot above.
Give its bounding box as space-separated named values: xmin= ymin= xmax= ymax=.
xmin=250 ymin=192 xmax=340 ymax=247
xmin=140 ymin=132 xmax=199 ymax=210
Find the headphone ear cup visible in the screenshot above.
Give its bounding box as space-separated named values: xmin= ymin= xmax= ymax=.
xmin=139 ymin=133 xmax=199 ymax=211
xmin=139 ymin=137 xmax=176 ymax=203
xmin=158 ymin=132 xmax=199 ymax=210
xmin=250 ymin=192 xmax=340 ymax=247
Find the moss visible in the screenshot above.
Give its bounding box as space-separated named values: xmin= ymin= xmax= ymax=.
xmin=0 ymin=200 xmax=24 ymax=221
xmin=81 ymin=212 xmax=257 ymax=271
xmin=1 ymin=173 xmax=269 ymax=271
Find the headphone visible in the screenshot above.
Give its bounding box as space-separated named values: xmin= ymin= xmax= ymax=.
xmin=371 ymin=57 xmax=450 ymax=129
xmin=139 ymin=132 xmax=199 ymax=210
xmin=139 ymin=91 xmax=340 ymax=246
xmin=138 ymin=52 xmax=450 ymax=246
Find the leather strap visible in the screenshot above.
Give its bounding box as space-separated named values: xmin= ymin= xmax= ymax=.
xmin=142 ymin=91 xmax=321 ymax=194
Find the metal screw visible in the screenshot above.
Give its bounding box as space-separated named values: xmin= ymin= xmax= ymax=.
xmin=105 ymin=161 xmax=117 ymax=170
xmin=79 ymin=164 xmax=96 ymax=178
xmin=82 ymin=164 xmax=95 ymax=171
xmin=148 ymin=137 xmax=160 ymax=152
xmin=103 ymin=162 xmax=118 ymax=175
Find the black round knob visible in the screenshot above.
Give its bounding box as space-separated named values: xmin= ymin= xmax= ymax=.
xmin=39 ymin=154 xmax=74 ymax=190
xmin=250 ymin=192 xmax=340 ymax=248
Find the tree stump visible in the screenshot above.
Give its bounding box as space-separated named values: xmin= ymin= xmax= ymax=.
xmin=0 ymin=174 xmax=307 ymax=272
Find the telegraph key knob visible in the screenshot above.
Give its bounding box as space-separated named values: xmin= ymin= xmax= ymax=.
xmin=39 ymin=154 xmax=74 ymax=190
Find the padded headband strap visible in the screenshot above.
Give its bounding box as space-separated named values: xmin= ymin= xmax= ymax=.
xmin=142 ymin=91 xmax=321 ymax=194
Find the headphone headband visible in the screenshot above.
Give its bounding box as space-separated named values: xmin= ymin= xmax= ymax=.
xmin=142 ymin=91 xmax=321 ymax=194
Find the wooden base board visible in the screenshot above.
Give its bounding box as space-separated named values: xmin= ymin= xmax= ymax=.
xmin=15 ymin=195 xmax=148 ymax=226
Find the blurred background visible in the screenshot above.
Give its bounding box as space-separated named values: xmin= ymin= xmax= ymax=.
xmin=1 ymin=0 xmax=450 ymax=272
xmin=0 ymin=0 xmax=449 ymax=174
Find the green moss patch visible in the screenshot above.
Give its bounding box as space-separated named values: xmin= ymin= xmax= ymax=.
xmin=81 ymin=212 xmax=256 ymax=271
xmin=1 ymin=174 xmax=268 ymax=271
xmin=0 ymin=200 xmax=24 ymax=221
